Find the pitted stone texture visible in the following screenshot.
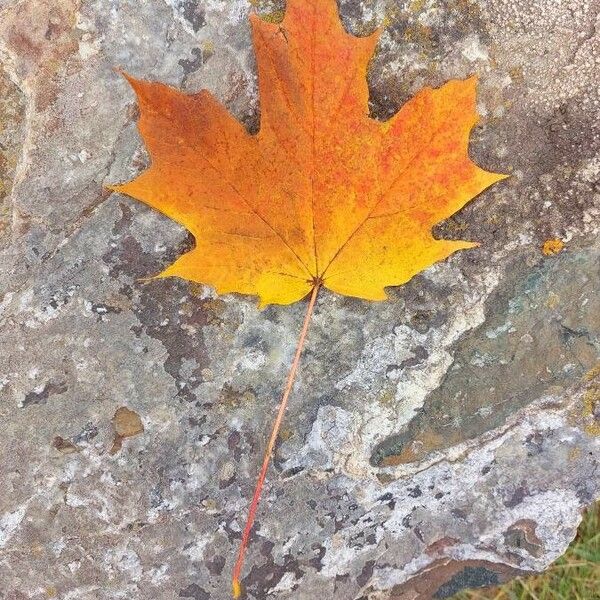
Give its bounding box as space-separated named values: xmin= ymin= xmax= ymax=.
xmin=0 ymin=1 xmax=598 ymax=599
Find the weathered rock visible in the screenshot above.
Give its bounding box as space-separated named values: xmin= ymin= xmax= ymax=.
xmin=0 ymin=1 xmax=598 ymax=599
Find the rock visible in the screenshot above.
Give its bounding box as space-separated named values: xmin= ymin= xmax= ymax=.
xmin=0 ymin=1 xmax=598 ymax=599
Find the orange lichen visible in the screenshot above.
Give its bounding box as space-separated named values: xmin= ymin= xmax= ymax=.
xmin=542 ymin=238 xmax=565 ymax=255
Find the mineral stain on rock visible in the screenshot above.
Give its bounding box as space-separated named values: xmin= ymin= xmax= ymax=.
xmin=110 ymin=406 xmax=144 ymax=454
xmin=504 ymin=519 xmax=544 ymax=558
xmin=52 ymin=435 xmax=80 ymax=454
xmin=433 ymin=566 xmax=500 ymax=598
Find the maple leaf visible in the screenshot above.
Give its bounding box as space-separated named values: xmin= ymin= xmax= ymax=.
xmin=111 ymin=0 xmax=505 ymax=309
xmin=110 ymin=0 xmax=506 ymax=596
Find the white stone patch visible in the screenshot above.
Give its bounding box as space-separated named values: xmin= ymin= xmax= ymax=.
xmin=50 ymin=538 xmax=67 ymax=557
xmin=0 ymin=504 xmax=28 ymax=548
xmin=302 ymin=405 xmax=359 ymax=472
xmin=18 ymin=288 xmax=34 ymax=311
xmin=163 ymin=0 xmax=249 ymax=34
xmin=234 ymin=347 xmax=267 ymax=372
xmin=104 ymin=547 xmax=143 ymax=582
xmin=270 ymin=571 xmax=299 ymax=594
xmin=578 ymin=156 xmax=600 ymax=182
xmin=460 ymin=34 xmax=490 ymax=62
xmin=372 ymin=554 xmax=433 ymax=590
xmin=419 ymin=3 xmax=444 ymax=28
xmin=448 ymin=488 xmax=583 ymax=570
xmin=320 ymin=532 xmax=368 ymax=578
xmin=65 ymin=489 xmax=88 ymax=508
xmin=67 ymin=560 xmax=82 ymax=573
xmin=0 ymin=291 xmax=14 ymax=321
xmin=20 ymin=287 xmax=78 ymax=328
xmin=148 ymin=563 xmax=170 ymax=584
xmin=315 ymin=260 xmax=499 ymax=479
xmin=184 ymin=535 xmax=212 ymax=561
xmin=485 ymin=321 xmax=513 ymax=339
xmin=348 ymin=386 xmax=599 ymax=595
xmin=335 ymin=332 xmax=399 ymax=390
xmin=63 ymin=586 xmax=101 ymax=600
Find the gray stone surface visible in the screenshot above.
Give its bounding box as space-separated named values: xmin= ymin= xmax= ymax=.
xmin=0 ymin=1 xmax=599 ymax=599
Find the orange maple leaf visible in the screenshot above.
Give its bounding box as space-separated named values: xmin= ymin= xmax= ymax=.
xmin=111 ymin=0 xmax=506 ymax=595
xmin=112 ymin=0 xmax=505 ymax=308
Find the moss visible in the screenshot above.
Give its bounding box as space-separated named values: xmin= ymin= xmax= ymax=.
xmin=582 ymin=384 xmax=600 ymax=436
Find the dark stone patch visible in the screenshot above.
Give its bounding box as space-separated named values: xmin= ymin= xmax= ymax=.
xmin=90 ymin=301 xmax=122 ymax=321
xmin=451 ymin=509 xmax=467 ymax=521
xmin=218 ymin=384 xmax=257 ymax=409
xmin=504 ymin=485 xmax=528 ymax=508
xmin=127 ymin=278 xmax=218 ymax=403
xmin=524 ymin=432 xmax=545 ymax=456
xmin=408 ymin=485 xmax=422 ymax=498
xmin=179 ymin=45 xmax=214 ymax=83
xmin=188 ymin=415 xmax=206 ymax=428
xmin=433 ymin=566 xmax=500 ymax=598
xmin=178 ymin=583 xmax=209 ymax=600
xmin=392 ymin=559 xmax=524 ymax=599
xmin=245 ymin=551 xmax=304 ymax=599
xmin=181 ymin=1 xmax=206 ymax=32
xmin=125 ymin=520 xmax=148 ymax=532
xmin=378 ymin=492 xmax=396 ymax=509
xmin=280 ymin=465 xmax=305 ymax=479
xmin=22 ymin=381 xmax=67 ymax=408
xmin=426 ymin=537 xmax=459 ymax=556
xmin=414 ymin=523 xmax=425 ymax=542
xmin=205 ymin=554 xmax=225 ymax=576
xmin=370 ymin=430 xmax=409 ymax=467
xmin=334 ymin=572 xmax=350 ymax=588
xmin=260 ymin=539 xmax=275 ymax=558
xmin=357 ymin=560 xmax=375 ymax=587
xmin=72 ymin=422 xmax=99 ymax=444
xmin=349 ymin=528 xmax=378 ymax=550
xmin=227 ymin=430 xmax=243 ymax=461
xmin=410 ymin=311 xmax=445 ymax=334
xmin=400 ymin=345 xmax=429 ymax=369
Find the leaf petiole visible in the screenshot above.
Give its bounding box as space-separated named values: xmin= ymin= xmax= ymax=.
xmin=232 ymin=283 xmax=321 ymax=598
